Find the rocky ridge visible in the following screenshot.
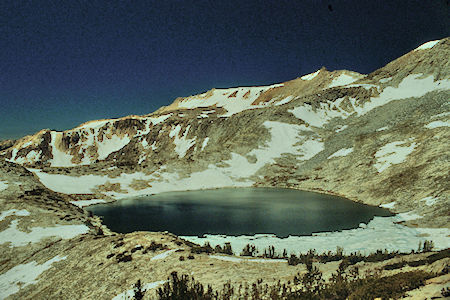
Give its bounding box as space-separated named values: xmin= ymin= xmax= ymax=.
xmin=1 ymin=38 xmax=449 ymax=227
xmin=0 ymin=37 xmax=449 ymax=299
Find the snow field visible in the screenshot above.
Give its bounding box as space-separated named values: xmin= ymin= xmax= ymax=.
xmin=374 ymin=140 xmax=417 ymax=173
xmin=169 ymin=125 xmax=196 ymax=158
xmin=415 ymin=40 xmax=440 ymax=50
xmin=0 ymin=209 xmax=30 ymax=221
xmin=0 ymin=220 xmax=90 ymax=247
xmin=181 ymin=215 xmax=450 ymax=256
xmin=0 ymin=181 xmax=8 ymax=192
xmin=0 ymin=256 xmax=67 ymax=300
xmin=327 ymin=147 xmax=353 ymax=159
xmin=151 ymin=249 xmax=180 ymax=261
xmin=69 ymin=199 xmax=107 ymax=208
xmin=300 ymin=70 xmax=320 ymax=81
xmin=425 ymin=120 xmax=450 ymax=129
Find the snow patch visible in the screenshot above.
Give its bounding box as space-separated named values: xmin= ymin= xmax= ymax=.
xmin=200 ymin=137 xmax=209 ymax=151
xmin=380 ymin=202 xmax=396 ymax=209
xmin=0 ymin=209 xmax=30 ymax=221
xmin=112 ymin=281 xmax=167 ymax=300
xmin=289 ymin=103 xmax=348 ymax=128
xmin=275 ymin=96 xmax=294 ymax=106
xmin=0 ymin=220 xmax=90 ymax=247
xmin=420 ymin=196 xmax=439 ymax=206
xmin=301 ymin=70 xmax=320 ymax=81
xmin=328 ymin=147 xmax=353 ymax=159
xmin=150 ymin=249 xmax=179 ymax=261
xmin=374 ymin=140 xmax=417 ymax=173
xmin=49 ymin=132 xmax=76 ymax=167
xmin=0 ymin=181 xmax=8 ymax=192
xmin=0 ymin=255 xmax=67 ymax=299
xmin=70 ymin=199 xmax=107 ymax=208
xmin=328 ymin=74 xmax=359 ymax=88
xmin=169 ymin=125 xmax=195 ymax=158
xmin=425 ymin=120 xmax=450 ymax=129
xmin=355 ymin=74 xmax=450 ymax=116
xmin=376 ymin=126 xmax=389 ymax=132
xmin=415 ymin=40 xmax=440 ymax=50
xmin=97 ymin=135 xmax=131 ymax=160
xmin=149 ymin=114 xmax=172 ymax=125
xmin=177 ymin=84 xmax=283 ymax=116
xmin=335 ymin=125 xmax=348 ymax=132
xmin=379 ymin=77 xmax=393 ymax=83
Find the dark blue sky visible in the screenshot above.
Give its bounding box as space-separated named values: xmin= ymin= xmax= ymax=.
xmin=0 ymin=0 xmax=448 ymax=140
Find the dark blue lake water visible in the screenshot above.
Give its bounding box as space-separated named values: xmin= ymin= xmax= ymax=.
xmin=86 ymin=188 xmax=393 ymax=237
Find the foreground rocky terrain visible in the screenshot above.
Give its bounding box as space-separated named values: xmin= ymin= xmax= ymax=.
xmin=0 ymin=38 xmax=449 ymax=299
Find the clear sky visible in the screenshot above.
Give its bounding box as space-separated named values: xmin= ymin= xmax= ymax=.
xmin=0 ymin=0 xmax=448 ymax=140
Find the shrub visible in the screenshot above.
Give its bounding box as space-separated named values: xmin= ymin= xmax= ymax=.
xmin=133 ymin=279 xmax=145 ymax=300
xmin=116 ymin=252 xmax=132 ymax=263
xmin=287 ymin=254 xmax=301 ymax=266
xmin=191 ymin=242 xmax=214 ymax=254
xmin=240 ymin=244 xmax=257 ymax=257
xmin=213 ymin=242 xmax=233 ymax=255
xmin=143 ymin=241 xmax=167 ymax=254
xmin=348 ymin=270 xmax=432 ymax=299
xmin=423 ymin=240 xmax=435 ymax=252
xmin=263 ymin=245 xmax=276 ymax=259
xmin=157 ymin=272 xmax=216 ymax=300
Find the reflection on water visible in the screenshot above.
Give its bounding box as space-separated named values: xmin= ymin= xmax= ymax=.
xmin=86 ymin=188 xmax=393 ymax=237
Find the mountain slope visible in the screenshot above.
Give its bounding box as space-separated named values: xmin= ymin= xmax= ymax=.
xmin=1 ymin=38 xmax=449 ymax=229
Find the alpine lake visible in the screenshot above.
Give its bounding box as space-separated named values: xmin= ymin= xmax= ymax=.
xmin=86 ymin=188 xmax=393 ymax=237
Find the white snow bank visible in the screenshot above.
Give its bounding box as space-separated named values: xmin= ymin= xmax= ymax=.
xmin=301 ymin=70 xmax=320 ymax=81
xmin=355 ymin=74 xmax=450 ymax=116
xmin=76 ymin=119 xmax=110 ymax=130
xmin=289 ymin=100 xmax=351 ymax=128
xmin=328 ymin=147 xmax=353 ymax=159
xmin=49 ymin=132 xmax=76 ymax=167
xmin=335 ymin=125 xmax=348 ymax=132
xmin=177 ymin=84 xmax=283 ymax=116
xmin=376 ymin=126 xmax=389 ymax=132
xmin=169 ymin=125 xmax=195 ymax=158
xmin=0 ymin=220 xmax=89 ymax=247
xmin=210 ymin=255 xmax=286 ymax=263
xmin=181 ymin=215 xmax=450 ymax=256
xmin=420 ymin=196 xmax=439 ymax=206
xmin=149 ymin=114 xmax=172 ymax=125
xmin=69 ymin=199 xmax=107 ymax=208
xmin=0 ymin=209 xmax=30 ymax=222
xmin=425 ymin=120 xmax=450 ymax=129
xmin=328 ymin=74 xmax=359 ymax=88
xmin=150 ymin=249 xmax=180 ymax=261
xmin=0 ymin=255 xmax=66 ymax=299
xmin=112 ymin=280 xmax=167 ymax=300
xmin=200 ymin=137 xmax=209 ymax=151
xmin=415 ymin=40 xmax=440 ymax=50
xmin=29 ymin=169 xmax=111 ymax=194
xmin=97 ymin=135 xmax=131 ymax=160
xmin=380 ymin=202 xmax=396 ymax=209
xmin=374 ymin=140 xmax=417 ymax=173
xmin=0 ymin=181 xmax=8 ymax=192
xmin=275 ymin=96 xmax=294 ymax=106
xmin=379 ymin=77 xmax=392 ymax=83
